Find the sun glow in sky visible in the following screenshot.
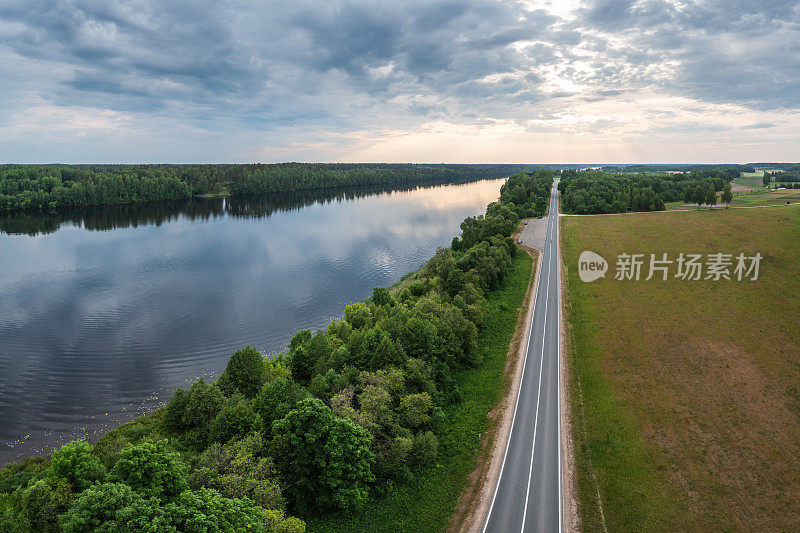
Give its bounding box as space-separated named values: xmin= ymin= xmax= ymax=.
xmin=0 ymin=0 xmax=798 ymax=163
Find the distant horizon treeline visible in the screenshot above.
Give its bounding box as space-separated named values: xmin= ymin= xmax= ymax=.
xmin=601 ymin=163 xmax=755 ymax=174
xmin=0 ymin=163 xmax=531 ymax=212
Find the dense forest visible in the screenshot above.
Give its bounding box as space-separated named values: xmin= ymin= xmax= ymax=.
xmin=558 ymin=167 xmax=738 ymax=214
xmin=603 ymin=164 xmax=754 ymax=174
xmin=0 ymin=170 xmax=553 ymax=532
xmin=0 ymin=164 xmax=531 ymax=212
xmin=749 ymin=163 xmax=800 ymax=170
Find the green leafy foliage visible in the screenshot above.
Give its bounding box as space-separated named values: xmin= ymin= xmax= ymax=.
xmin=59 ymin=482 xmax=158 ymax=533
xmin=188 ymin=434 xmax=285 ymax=511
xmin=217 ymin=346 xmax=265 ymax=398
xmin=271 ymin=399 xmax=375 ymax=513
xmin=108 ymin=441 xmax=188 ymax=500
xmin=252 ymin=377 xmax=310 ymax=434
xmin=209 ymin=399 xmax=263 ymax=444
xmin=49 ymin=441 xmax=106 ymax=492
xmin=558 ymin=167 xmax=740 ymax=214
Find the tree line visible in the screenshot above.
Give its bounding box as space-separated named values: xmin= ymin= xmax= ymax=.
xmin=0 ymin=164 xmax=531 ymax=212
xmin=0 ymin=170 xmax=554 ymax=531
xmin=763 ymin=171 xmax=800 ymax=186
xmin=558 ymin=168 xmax=737 ymax=214
xmin=603 ymin=164 xmax=753 ymax=175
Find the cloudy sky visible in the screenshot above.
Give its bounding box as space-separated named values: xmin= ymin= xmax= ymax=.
xmin=0 ymin=0 xmax=798 ymax=163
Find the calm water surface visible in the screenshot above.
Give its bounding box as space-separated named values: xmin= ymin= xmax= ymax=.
xmin=0 ymin=179 xmax=504 ymax=462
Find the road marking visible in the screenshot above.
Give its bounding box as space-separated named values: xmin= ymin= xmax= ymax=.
xmin=520 ymin=187 xmax=556 ymax=532
xmin=556 ymin=189 xmax=563 ymax=533
xmin=482 ymin=196 xmax=551 ymax=533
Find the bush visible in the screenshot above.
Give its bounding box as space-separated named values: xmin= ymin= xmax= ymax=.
xmin=188 ymin=434 xmax=285 ymax=511
xmin=59 ymin=482 xmax=158 ymax=533
xmin=410 ymin=431 xmax=438 ymax=466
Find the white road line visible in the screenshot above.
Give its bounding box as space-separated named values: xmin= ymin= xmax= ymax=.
xmin=556 ymin=188 xmax=563 ymax=533
xmin=482 ymin=203 xmax=549 ymax=533
xmin=520 ymin=195 xmax=555 ymax=532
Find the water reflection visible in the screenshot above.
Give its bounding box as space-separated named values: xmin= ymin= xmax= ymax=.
xmin=0 ymin=179 xmax=504 ymax=462
xmin=0 ymin=181 xmax=483 ymax=237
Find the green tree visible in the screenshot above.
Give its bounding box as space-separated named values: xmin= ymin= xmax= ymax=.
xmin=410 ymin=431 xmax=438 ymax=466
xmin=19 ymin=478 xmax=73 ymax=531
xmin=692 ymin=186 xmax=706 ymax=209
xmin=371 ymin=287 xmax=393 ymax=307
xmin=218 ymin=346 xmax=265 ymax=398
xmin=399 ymin=393 xmax=433 ymax=430
xmin=252 ymin=376 xmax=310 ymax=434
xmin=181 ymin=378 xmax=225 ymax=447
xmin=270 ymin=399 xmax=375 ymax=513
xmin=721 ymin=185 xmax=733 ymax=207
xmin=49 ymin=441 xmax=107 ymax=491
xmin=109 ymin=441 xmax=188 ymax=500
xmin=188 ymin=434 xmax=285 ymax=511
xmin=763 ymin=172 xmax=772 ymax=187
xmin=163 ymin=488 xmax=304 ymax=533
xmin=705 ymin=188 xmax=717 ymax=210
xmin=59 ymin=482 xmax=161 ymax=533
xmin=209 ymin=399 xmax=263 ymax=444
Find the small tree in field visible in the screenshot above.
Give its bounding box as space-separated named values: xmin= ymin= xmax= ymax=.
xmin=692 ymin=186 xmax=706 ymax=209
xmin=705 ymin=188 xmax=717 ymax=210
xmin=721 ymin=186 xmax=733 ymax=208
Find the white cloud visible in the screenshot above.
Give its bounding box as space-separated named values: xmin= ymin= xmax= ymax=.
xmin=0 ymin=0 xmax=797 ymax=162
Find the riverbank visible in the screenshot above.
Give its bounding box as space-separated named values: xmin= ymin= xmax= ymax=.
xmin=308 ymin=250 xmax=534 ymax=532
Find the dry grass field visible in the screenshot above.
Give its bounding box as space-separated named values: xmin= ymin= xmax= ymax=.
xmin=561 ymin=205 xmax=800 ymax=531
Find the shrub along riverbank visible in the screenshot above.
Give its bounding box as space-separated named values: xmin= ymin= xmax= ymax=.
xmin=0 ymin=163 xmax=532 ymax=211
xmin=0 ymin=170 xmax=553 ymax=532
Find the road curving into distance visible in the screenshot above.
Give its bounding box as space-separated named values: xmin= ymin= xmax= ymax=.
xmin=483 ymin=181 xmax=562 ymax=532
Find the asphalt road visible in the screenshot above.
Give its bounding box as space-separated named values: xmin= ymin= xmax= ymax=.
xmin=484 ymin=182 xmax=562 ymax=533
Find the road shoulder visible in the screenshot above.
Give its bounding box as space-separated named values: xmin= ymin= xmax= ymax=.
xmin=559 ymin=215 xmax=581 ymax=532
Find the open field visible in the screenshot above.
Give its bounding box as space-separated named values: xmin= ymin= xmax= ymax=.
xmin=664 ymin=186 xmax=800 ymax=210
xmin=309 ymin=251 xmax=533 ymax=532
xmin=562 ymin=205 xmax=800 ymax=530
xmin=736 ymin=170 xmax=765 ymax=188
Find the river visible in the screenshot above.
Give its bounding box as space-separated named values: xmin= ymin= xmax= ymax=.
xmin=0 ymin=178 xmax=505 ymax=463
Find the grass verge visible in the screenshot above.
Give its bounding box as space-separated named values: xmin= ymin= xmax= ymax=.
xmin=308 ymin=251 xmax=533 ymax=532
xmin=562 ymin=205 xmax=800 ymax=530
